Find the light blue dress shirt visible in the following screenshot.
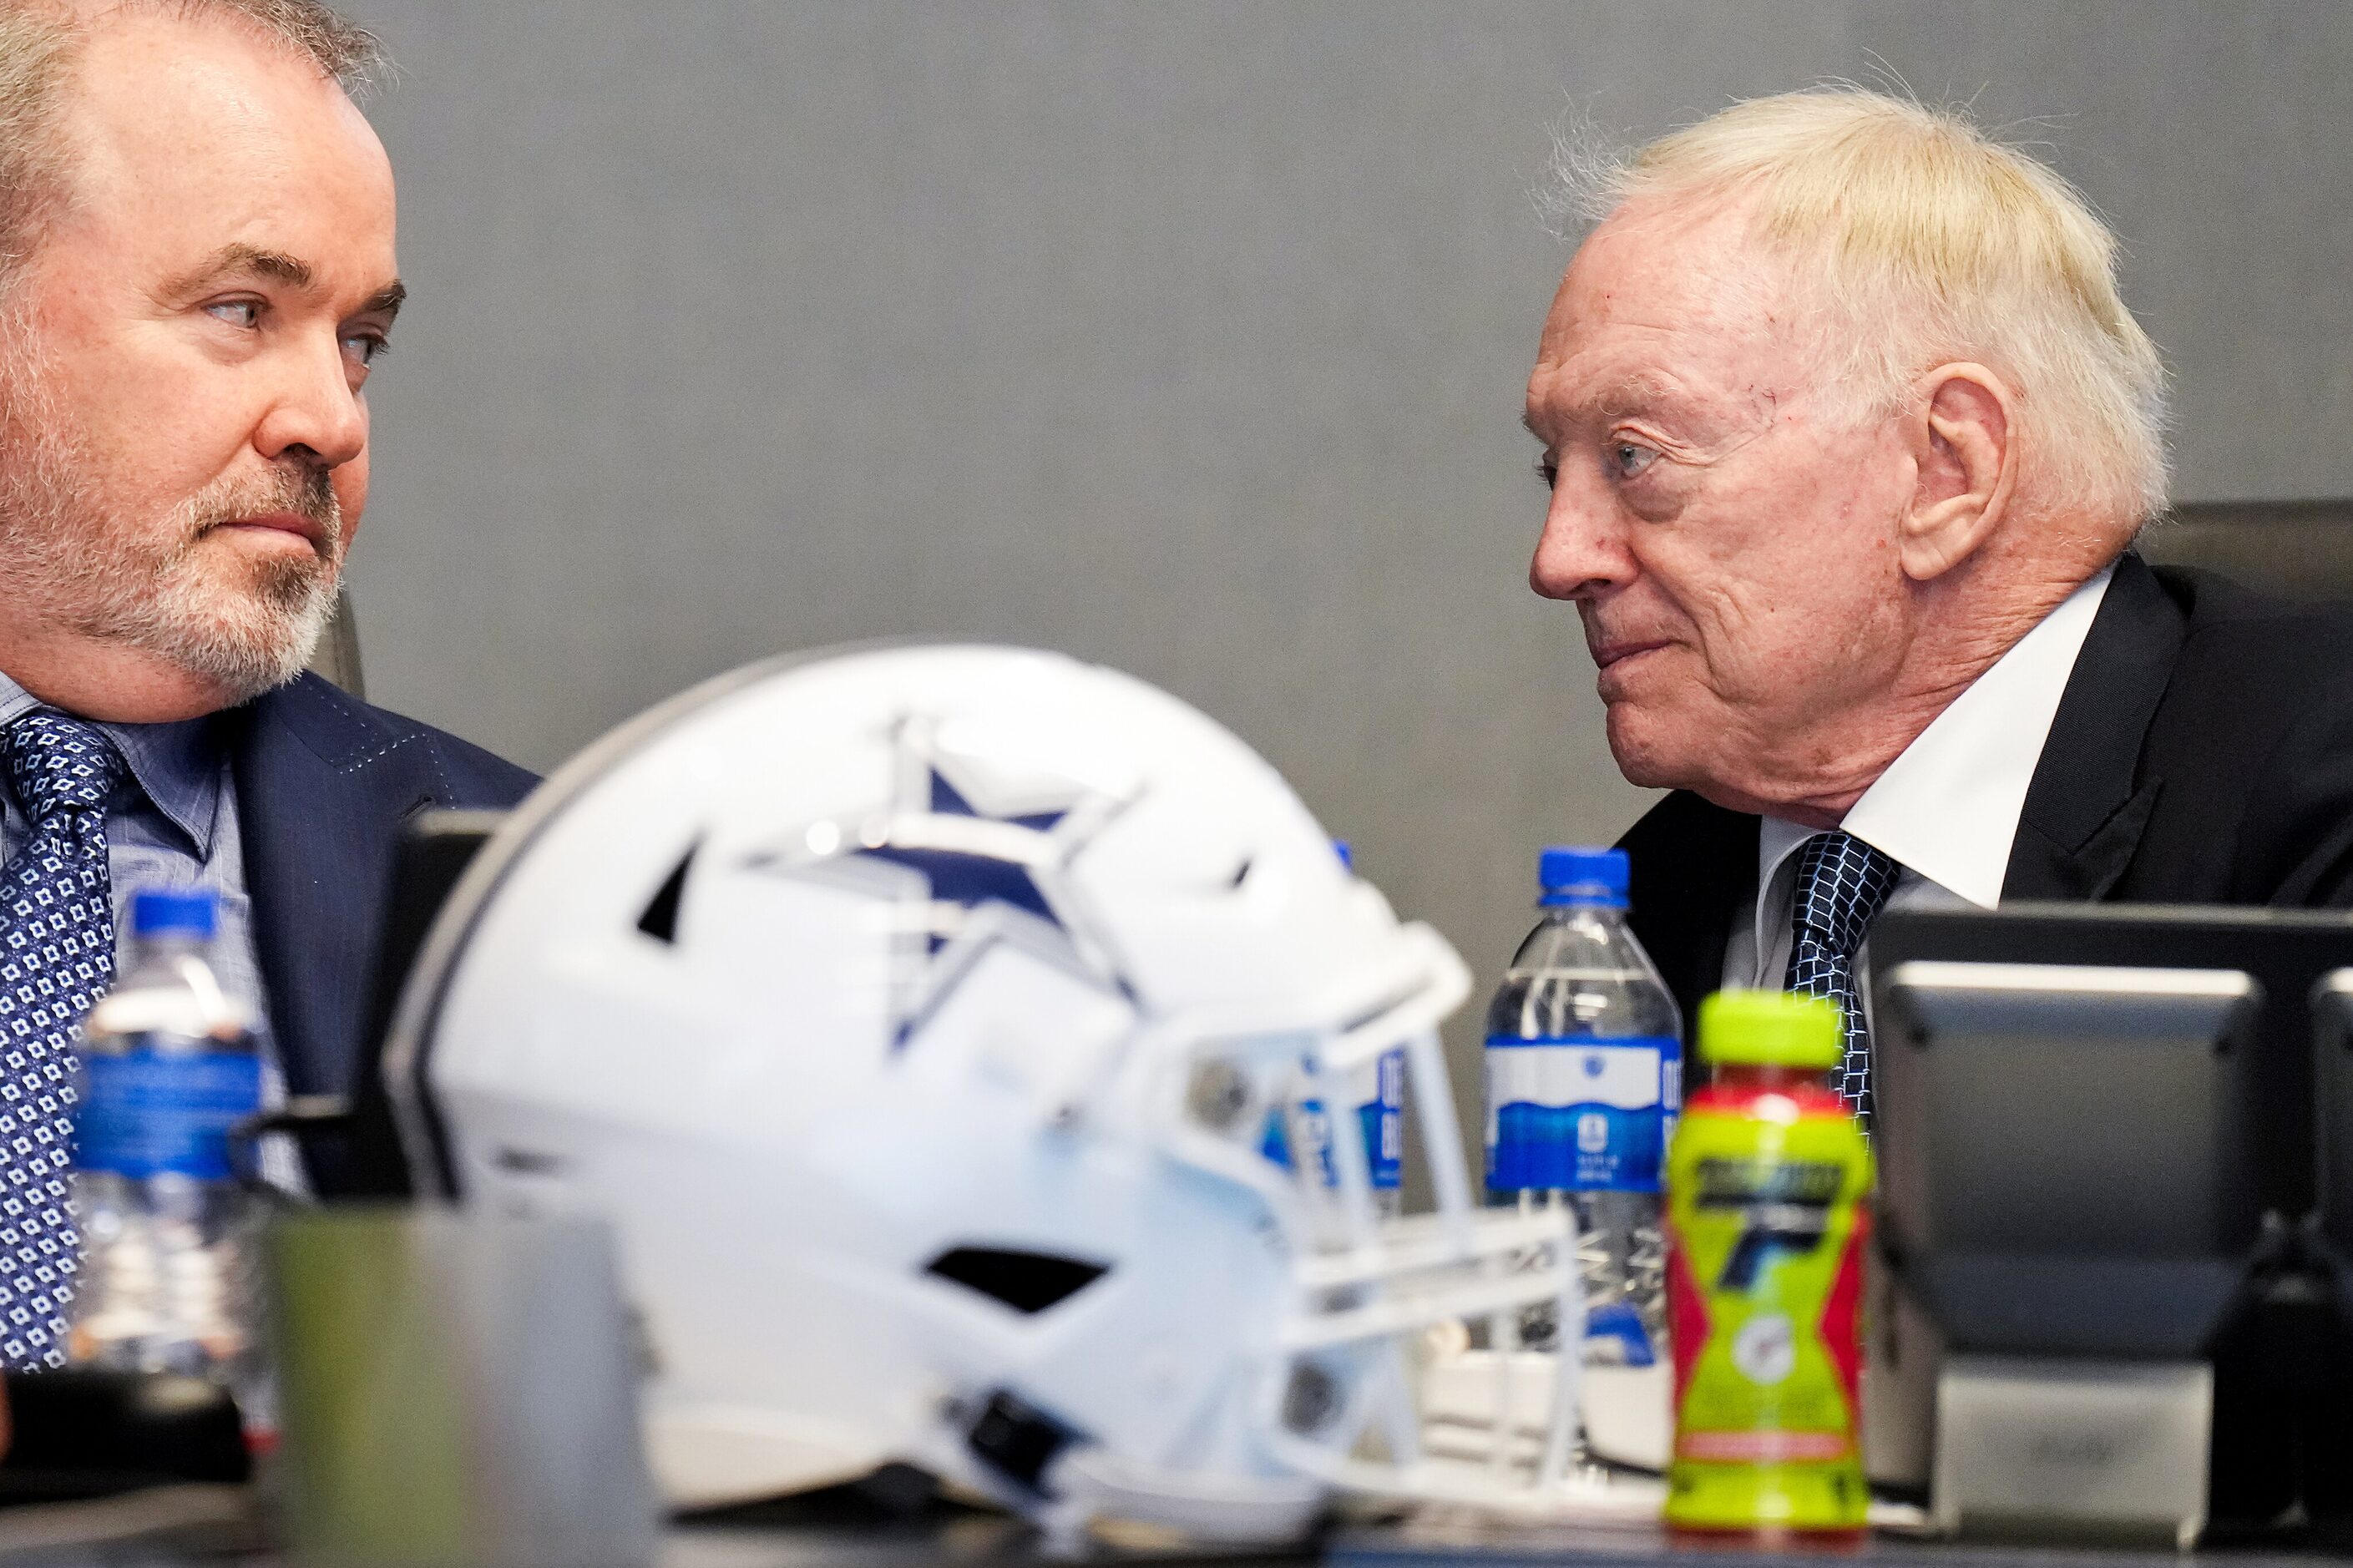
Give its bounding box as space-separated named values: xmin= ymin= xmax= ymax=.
xmin=0 ymin=671 xmax=300 ymax=1190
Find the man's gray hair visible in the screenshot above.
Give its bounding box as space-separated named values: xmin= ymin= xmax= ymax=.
xmin=0 ymin=0 xmax=384 ymax=291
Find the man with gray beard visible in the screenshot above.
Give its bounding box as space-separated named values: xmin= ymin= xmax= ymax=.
xmin=0 ymin=0 xmax=531 ymax=1370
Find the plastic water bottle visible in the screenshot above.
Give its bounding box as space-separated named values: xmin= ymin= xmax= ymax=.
xmin=68 ymin=889 xmax=267 ymax=1429
xmin=1261 ymin=842 xmax=1406 ymax=1216
xmin=1333 ymin=841 xmax=1407 ymax=1216
xmin=1262 ymin=1051 xmax=1404 ymax=1218
xmin=1485 ymin=846 xmax=1682 ymax=1366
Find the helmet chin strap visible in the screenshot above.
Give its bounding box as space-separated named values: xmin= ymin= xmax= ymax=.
xmin=944 ymin=1387 xmax=1328 ymax=1548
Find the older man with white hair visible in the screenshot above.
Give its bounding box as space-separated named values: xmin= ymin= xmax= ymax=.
xmin=1525 ymin=89 xmax=2353 ymax=1116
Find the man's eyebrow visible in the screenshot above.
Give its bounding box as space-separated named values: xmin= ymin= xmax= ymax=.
xmin=360 ymin=280 xmax=407 ymax=321
xmin=1593 ymin=372 xmax=1681 ymax=418
xmin=1525 ymin=376 xmax=1676 ymax=438
xmin=164 ymin=243 xmax=315 ymax=296
xmin=160 ymin=246 xmax=403 ymax=321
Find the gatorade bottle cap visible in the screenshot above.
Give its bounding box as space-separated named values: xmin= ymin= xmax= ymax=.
xmin=131 ymin=888 xmax=218 ymax=940
xmin=1538 ymin=845 xmax=1628 ymax=908
xmin=1700 ymin=989 xmax=1842 ymax=1070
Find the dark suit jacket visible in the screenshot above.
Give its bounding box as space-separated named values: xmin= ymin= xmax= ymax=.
xmin=221 ymin=672 xmax=535 ymax=1106
xmin=1618 ymin=549 xmax=2353 ymax=1035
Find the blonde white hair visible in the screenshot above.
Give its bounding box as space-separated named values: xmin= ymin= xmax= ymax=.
xmin=1551 ymin=89 xmax=2169 ymax=529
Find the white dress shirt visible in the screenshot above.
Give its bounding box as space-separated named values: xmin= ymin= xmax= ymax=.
xmin=1723 ymin=564 xmax=2115 ymax=989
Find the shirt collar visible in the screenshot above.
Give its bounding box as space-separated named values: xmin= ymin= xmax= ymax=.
xmin=0 ymin=670 xmax=224 ymax=857
xmin=1749 ymin=814 xmax=1819 ymax=973
xmin=1781 ymin=564 xmax=2113 ymax=911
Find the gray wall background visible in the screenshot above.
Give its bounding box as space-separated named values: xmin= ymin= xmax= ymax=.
xmin=344 ymin=1 xmax=2353 ymax=1132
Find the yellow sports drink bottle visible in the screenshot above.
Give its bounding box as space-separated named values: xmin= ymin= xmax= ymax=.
xmin=1664 ymin=991 xmax=1870 ymax=1539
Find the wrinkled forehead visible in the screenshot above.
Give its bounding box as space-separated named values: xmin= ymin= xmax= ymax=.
xmin=1531 ymin=197 xmax=1826 ymax=417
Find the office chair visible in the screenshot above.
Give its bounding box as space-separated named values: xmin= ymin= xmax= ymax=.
xmin=2138 ymin=499 xmax=2353 ymax=600
xmin=306 ymin=589 xmax=365 ymax=699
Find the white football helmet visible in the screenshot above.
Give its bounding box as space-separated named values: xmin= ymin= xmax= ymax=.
xmin=384 ymin=644 xmax=1577 ymax=1545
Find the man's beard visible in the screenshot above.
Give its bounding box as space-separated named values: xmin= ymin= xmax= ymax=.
xmin=0 ymin=338 xmax=345 ymax=707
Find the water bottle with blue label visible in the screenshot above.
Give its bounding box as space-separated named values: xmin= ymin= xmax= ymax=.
xmin=1260 ymin=842 xmax=1406 ymax=1216
xmin=1261 ymin=1050 xmax=1405 ymax=1216
xmin=68 ymin=890 xmax=266 ymax=1423
xmin=1485 ymin=846 xmax=1681 ymax=1366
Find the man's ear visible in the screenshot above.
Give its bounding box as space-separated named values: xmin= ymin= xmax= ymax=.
xmin=1900 ymin=362 xmax=2019 ymax=582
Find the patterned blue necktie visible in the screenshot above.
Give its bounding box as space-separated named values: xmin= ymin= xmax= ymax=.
xmin=1782 ymin=830 xmax=1901 ymax=1124
xmin=0 ymin=711 xmax=126 ymax=1370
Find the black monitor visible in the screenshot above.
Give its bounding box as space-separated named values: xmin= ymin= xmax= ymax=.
xmin=1873 ymin=903 xmax=2353 ymax=1237
xmin=1870 ymin=938 xmax=2260 ymax=1358
xmin=322 ymin=809 xmax=506 ymax=1197
xmin=2310 ymin=968 xmax=2353 ymax=1277
xmin=1869 ymin=903 xmax=2353 ymax=1525
xmin=2300 ymin=969 xmax=2353 ymax=1526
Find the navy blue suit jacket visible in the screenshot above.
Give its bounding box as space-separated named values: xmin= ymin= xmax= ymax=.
xmin=220 ymin=673 xmax=535 ymax=1105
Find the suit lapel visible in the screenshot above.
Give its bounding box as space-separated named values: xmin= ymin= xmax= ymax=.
xmin=2003 ymin=552 xmax=2185 ymax=902
xmin=227 ymin=675 xmax=443 ymax=1098
xmin=1621 ymin=790 xmax=1759 ymax=1030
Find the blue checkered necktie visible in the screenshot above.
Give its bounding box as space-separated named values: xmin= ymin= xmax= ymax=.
xmin=0 ymin=710 xmax=127 ymax=1369
xmin=1782 ymin=830 xmax=1901 ymax=1124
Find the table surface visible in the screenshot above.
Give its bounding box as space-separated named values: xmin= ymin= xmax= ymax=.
xmin=0 ymin=1484 xmax=2347 ymax=1568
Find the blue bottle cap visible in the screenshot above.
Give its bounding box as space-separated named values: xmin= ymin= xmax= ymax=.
xmin=132 ymin=888 xmax=218 ymax=939
xmin=1332 ymin=839 xmax=1354 ymax=872
xmin=1538 ymin=846 xmax=1629 ymax=908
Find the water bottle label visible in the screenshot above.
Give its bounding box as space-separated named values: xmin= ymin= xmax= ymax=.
xmin=1366 ymin=1048 xmax=1404 ymax=1189
xmin=1261 ymin=1049 xmax=1404 ymax=1191
xmin=77 ymin=1049 xmax=263 ymax=1181
xmin=1484 ymin=1034 xmax=1679 ymax=1192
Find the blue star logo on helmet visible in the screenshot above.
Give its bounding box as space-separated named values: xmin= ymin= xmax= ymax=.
xmin=849 ymin=769 xmax=1065 ymax=945
xmin=747 ymin=716 xmax=1130 ymax=1050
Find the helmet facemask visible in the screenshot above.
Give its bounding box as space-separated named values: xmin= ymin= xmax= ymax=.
xmin=1111 ymin=922 xmax=1585 ymax=1532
